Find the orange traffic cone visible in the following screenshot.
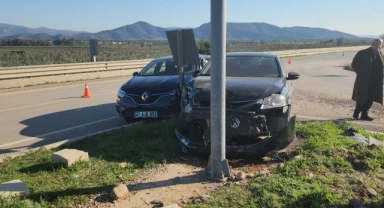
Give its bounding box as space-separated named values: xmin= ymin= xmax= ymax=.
xmin=82 ymin=83 xmax=92 ymax=98
xmin=288 ymin=57 xmax=292 ymax=64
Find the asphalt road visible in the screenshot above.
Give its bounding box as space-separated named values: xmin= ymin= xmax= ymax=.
xmin=285 ymin=51 xmax=356 ymax=100
xmin=0 ymin=78 xmax=130 ymax=156
xmin=286 ymin=50 xmax=384 ymax=132
xmin=1 ymin=50 xmax=384 ymax=158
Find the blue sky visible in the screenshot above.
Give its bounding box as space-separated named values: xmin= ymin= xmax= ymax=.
xmin=1 ymin=0 xmax=383 ymax=36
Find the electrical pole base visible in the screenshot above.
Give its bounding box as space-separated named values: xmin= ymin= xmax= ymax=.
xmin=206 ymin=155 xmax=231 ymax=182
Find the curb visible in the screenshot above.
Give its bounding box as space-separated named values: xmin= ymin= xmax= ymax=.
xmin=296 ymin=115 xmax=384 ymax=136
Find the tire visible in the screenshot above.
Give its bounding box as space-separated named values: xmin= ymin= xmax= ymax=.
xmin=124 ymin=117 xmax=135 ymax=123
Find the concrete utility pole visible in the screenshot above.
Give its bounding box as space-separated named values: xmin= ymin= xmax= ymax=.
xmin=208 ymin=0 xmax=231 ymax=180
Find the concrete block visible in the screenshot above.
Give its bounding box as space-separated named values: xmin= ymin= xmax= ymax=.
xmin=163 ymin=204 xmax=180 ymax=208
xmin=52 ymin=149 xmax=89 ymax=168
xmin=0 ymin=180 xmax=30 ymax=197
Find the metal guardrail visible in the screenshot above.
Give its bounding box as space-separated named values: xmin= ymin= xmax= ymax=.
xmin=0 ymin=46 xmax=368 ymax=82
xmin=0 ymin=59 xmax=153 ymax=80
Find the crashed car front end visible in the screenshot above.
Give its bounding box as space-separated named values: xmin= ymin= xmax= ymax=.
xmin=176 ymin=88 xmax=297 ymax=158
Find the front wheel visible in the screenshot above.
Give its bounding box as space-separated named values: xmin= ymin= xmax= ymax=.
xmin=178 ymin=111 xmax=191 ymax=134
xmin=124 ymin=117 xmax=136 ymax=123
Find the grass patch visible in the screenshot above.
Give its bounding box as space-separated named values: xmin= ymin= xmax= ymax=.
xmin=2 ymin=119 xmax=384 ymax=207
xmin=184 ymin=121 xmax=384 ymax=208
xmin=0 ymin=119 xmax=180 ymax=207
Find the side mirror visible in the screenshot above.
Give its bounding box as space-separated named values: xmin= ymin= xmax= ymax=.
xmin=133 ymin=72 xmax=139 ymax=76
xmin=200 ymin=58 xmax=209 ymax=69
xmin=287 ymin=72 xmax=300 ymax=80
xmin=200 ymin=61 xmax=205 ymax=68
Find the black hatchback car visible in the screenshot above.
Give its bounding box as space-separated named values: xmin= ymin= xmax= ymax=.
xmin=116 ymin=55 xmax=208 ymax=122
xmin=175 ymin=52 xmax=301 ymax=158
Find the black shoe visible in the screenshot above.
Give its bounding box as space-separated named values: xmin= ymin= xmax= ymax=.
xmin=360 ymin=115 xmax=374 ymax=121
xmin=353 ymin=109 xmax=360 ymax=119
xmin=360 ymin=111 xmax=374 ymax=121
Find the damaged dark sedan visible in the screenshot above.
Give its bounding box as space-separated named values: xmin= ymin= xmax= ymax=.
xmin=115 ymin=55 xmax=207 ymax=122
xmin=175 ymin=52 xmax=301 ymax=158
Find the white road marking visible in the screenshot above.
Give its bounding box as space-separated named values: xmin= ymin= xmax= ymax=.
xmin=296 ymin=115 xmax=328 ymax=120
xmin=0 ymin=116 xmax=119 ymax=148
xmin=0 ymin=92 xmax=115 ymax=113
xmin=0 ymin=121 xmax=141 ymax=161
xmin=1 ymin=114 xmax=383 ymax=155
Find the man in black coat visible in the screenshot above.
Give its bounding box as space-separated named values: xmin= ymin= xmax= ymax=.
xmin=351 ymin=38 xmax=383 ymax=121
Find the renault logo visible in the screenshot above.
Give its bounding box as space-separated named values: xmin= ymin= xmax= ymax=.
xmin=229 ymin=117 xmax=240 ymax=128
xmin=141 ymin=92 xmax=149 ymax=101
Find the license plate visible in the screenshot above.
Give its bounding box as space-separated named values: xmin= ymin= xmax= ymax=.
xmin=133 ymin=111 xmax=158 ymax=118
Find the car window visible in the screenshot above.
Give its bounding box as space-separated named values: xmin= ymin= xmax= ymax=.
xmin=159 ymin=62 xmax=166 ymax=73
xmin=200 ymin=56 xmax=281 ymax=78
xmin=140 ymin=61 xmax=158 ymax=76
xmin=139 ymin=59 xmax=178 ymax=76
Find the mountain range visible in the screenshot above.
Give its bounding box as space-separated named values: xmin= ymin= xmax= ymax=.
xmin=0 ymin=21 xmax=364 ymax=41
xmin=0 ymin=23 xmax=84 ymax=37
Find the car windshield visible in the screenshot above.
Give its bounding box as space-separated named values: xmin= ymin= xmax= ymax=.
xmin=200 ymin=56 xmax=281 ymax=77
xmin=139 ymin=58 xmax=198 ymax=76
xmin=139 ymin=59 xmax=179 ymax=76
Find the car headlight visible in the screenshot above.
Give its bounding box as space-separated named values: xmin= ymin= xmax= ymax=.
xmin=260 ymin=94 xmax=287 ymax=109
xmin=117 ymin=89 xmax=127 ymax=97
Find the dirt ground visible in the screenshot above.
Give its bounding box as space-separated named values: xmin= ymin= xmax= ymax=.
xmin=82 ymin=137 xmax=303 ymax=208
xmin=291 ymin=88 xmax=384 ymax=133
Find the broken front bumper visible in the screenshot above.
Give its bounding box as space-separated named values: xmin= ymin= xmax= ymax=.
xmin=175 ymin=114 xmax=297 ymax=158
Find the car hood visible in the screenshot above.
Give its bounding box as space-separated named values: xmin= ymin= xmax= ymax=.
xmin=193 ymin=76 xmax=285 ymax=102
xmin=121 ymin=75 xmax=179 ymax=95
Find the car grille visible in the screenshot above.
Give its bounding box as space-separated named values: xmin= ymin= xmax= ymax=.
xmin=197 ymin=100 xmax=260 ymax=111
xmin=198 ymin=101 xmax=210 ymax=107
xmin=128 ymin=94 xmax=165 ymax=104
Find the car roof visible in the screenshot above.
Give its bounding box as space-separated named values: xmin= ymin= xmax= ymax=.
xmin=204 ymin=52 xmax=278 ymax=59
xmin=226 ymin=52 xmax=278 ymax=58
xmin=152 ymin=54 xmax=209 ymax=62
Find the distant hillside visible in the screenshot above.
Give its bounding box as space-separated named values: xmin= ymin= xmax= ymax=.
xmin=0 ymin=33 xmax=72 ymax=40
xmin=282 ymin=26 xmax=358 ymax=39
xmin=73 ymin=21 xmax=360 ymax=41
xmin=194 ymin=22 xmax=299 ymax=40
xmin=0 ymin=23 xmax=84 ymax=38
xmin=74 ymin=21 xmax=169 ymax=40
xmin=0 ymin=21 xmax=361 ymax=41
